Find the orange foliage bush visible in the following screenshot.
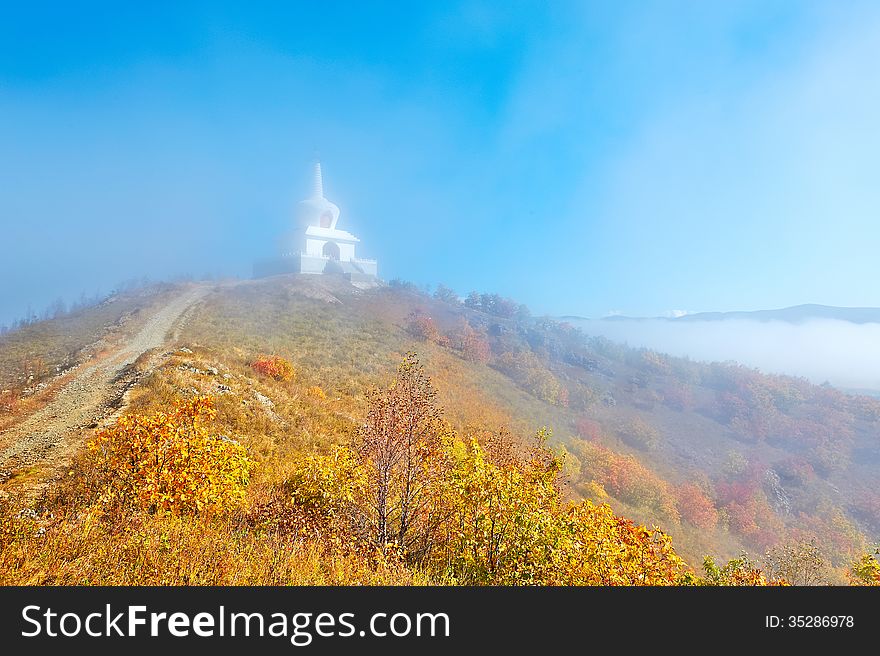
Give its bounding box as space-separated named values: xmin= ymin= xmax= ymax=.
xmin=251 ymin=354 xmax=295 ymax=381
xmin=548 ymin=503 xmax=688 ymax=585
xmin=575 ymin=417 xmax=604 ymax=441
xmin=573 ymin=440 xmax=679 ymax=522
xmin=661 ymin=382 xmax=693 ymax=411
xmin=405 ymin=311 xmax=449 ymax=346
xmin=675 ymin=483 xmax=719 ymax=530
xmin=788 ymin=504 xmax=865 ymax=565
xmin=451 ymin=320 xmax=491 ymax=363
xmin=715 ymin=475 xmax=785 ymax=549
xmin=86 ymin=396 xmax=252 ymax=517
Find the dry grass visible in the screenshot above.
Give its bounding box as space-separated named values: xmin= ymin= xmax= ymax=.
xmin=0 ymin=284 xmax=185 ymax=437
xmin=0 ymin=284 xmax=180 ymax=388
xmin=0 ymin=508 xmax=419 ymax=585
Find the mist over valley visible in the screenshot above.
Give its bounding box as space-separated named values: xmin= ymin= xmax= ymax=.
xmin=566 ymin=311 xmax=880 ymax=392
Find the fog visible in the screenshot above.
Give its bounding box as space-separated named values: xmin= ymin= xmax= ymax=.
xmin=568 ymin=318 xmax=880 ymax=392
xmin=5 ymin=4 xmax=880 ymax=365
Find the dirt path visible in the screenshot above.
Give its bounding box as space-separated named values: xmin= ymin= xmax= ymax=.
xmin=0 ymin=286 xmax=209 ymax=482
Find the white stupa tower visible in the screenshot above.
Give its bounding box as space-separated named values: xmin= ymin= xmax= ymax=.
xmin=298 ymin=161 xmax=340 ymax=230
xmin=254 ymin=160 xmax=378 ymax=281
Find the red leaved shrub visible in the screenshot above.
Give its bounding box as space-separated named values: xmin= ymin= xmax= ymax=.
xmin=251 ymin=354 xmax=295 ymax=381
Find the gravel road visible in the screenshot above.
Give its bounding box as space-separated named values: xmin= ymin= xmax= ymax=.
xmin=0 ymin=286 xmax=209 ymax=475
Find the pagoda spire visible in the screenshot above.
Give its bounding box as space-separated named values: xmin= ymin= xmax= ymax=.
xmin=312 ymin=161 xmax=324 ymax=199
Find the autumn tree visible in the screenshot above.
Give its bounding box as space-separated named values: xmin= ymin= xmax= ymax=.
xmin=480 ymin=293 xmax=518 ymax=318
xmin=353 ymin=353 xmax=451 ymax=557
xmin=389 ymin=278 xmax=420 ymax=293
xmin=462 ymin=291 xmax=522 ymax=318
xmin=676 ymin=483 xmax=719 ymax=530
xmin=433 ymin=432 xmax=560 ymax=583
xmin=405 ymin=310 xmax=448 ymax=346
xmin=701 ymin=554 xmax=787 ymax=586
xmin=849 ymin=550 xmax=880 ymax=586
xmin=661 ymin=382 xmax=693 ymax=411
xmin=575 ymin=417 xmax=604 ymax=441
xmin=430 ymin=429 xmax=689 ymax=585
xmin=570 ymin=439 xmax=680 ymax=522
xmin=775 ymin=457 xmax=816 ymax=487
xmin=723 ymin=450 xmax=748 ymax=477
xmin=619 ymin=416 xmax=660 ymax=450
xmin=855 ymin=491 xmax=880 ymax=531
xmin=433 ymin=284 xmax=460 ymax=305
xmin=450 ymin=319 xmax=491 ymax=363
xmin=763 ymin=540 xmax=831 ymax=586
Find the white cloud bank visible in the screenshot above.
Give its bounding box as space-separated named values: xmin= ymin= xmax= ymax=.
xmin=570 ymin=318 xmax=880 ymax=391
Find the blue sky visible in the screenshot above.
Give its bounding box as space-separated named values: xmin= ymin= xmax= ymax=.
xmin=2 ymin=1 xmax=880 ymax=324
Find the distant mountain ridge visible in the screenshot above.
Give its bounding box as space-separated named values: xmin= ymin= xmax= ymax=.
xmin=561 ymin=304 xmax=880 ymax=325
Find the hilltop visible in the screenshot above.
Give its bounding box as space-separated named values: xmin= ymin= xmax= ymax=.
xmin=2 ymin=274 xmax=880 ymax=584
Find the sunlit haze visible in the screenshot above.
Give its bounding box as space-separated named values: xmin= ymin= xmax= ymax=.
xmin=3 ymin=2 xmax=880 ymax=334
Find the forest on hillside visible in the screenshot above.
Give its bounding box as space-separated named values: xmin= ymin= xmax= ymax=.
xmin=410 ymin=281 xmax=880 ymax=580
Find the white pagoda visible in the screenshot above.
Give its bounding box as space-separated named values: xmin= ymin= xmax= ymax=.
xmin=254 ymin=161 xmax=378 ymax=281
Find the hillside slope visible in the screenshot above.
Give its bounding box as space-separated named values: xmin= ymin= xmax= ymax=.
xmin=173 ymin=275 xmax=880 ymax=572
xmin=0 ymin=287 xmax=207 ymax=474
xmin=2 ymin=273 xmax=879 ymax=584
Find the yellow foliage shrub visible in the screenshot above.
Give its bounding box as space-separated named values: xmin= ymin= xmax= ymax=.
xmin=701 ymin=555 xmax=787 ymax=586
xmin=850 ymin=552 xmax=880 ymax=585
xmin=548 ymin=501 xmax=688 ymax=585
xmin=495 ymin=349 xmax=568 ymax=406
xmin=307 ymin=385 xmax=327 ymax=400
xmin=285 ymin=447 xmax=365 ymax=530
xmin=580 ymin=480 xmax=609 ymax=502
xmin=429 ymin=435 xmax=689 ymax=585
xmin=86 ymin=396 xmax=252 ymax=517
